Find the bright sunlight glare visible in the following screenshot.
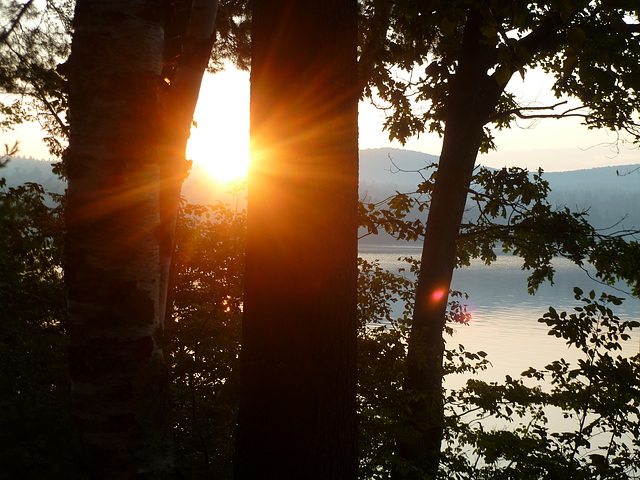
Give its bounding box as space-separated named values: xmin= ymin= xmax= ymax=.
xmin=186 ymin=69 xmax=250 ymax=183
xmin=185 ymin=66 xmax=639 ymax=184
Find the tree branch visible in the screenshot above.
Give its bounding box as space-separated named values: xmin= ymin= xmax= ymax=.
xmin=0 ymin=0 xmax=36 ymax=46
xmin=487 ymin=101 xmax=638 ymax=132
xmin=358 ymin=0 xmax=395 ymax=92
xmin=517 ymin=10 xmax=567 ymax=57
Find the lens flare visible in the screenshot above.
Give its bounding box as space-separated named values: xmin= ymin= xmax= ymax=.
xmin=431 ymin=288 xmax=446 ymax=302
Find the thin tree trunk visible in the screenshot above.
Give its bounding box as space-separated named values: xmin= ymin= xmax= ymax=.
xmin=158 ymin=0 xmax=219 ymax=324
xmin=389 ymin=9 xmax=567 ymax=479
xmin=394 ymin=11 xmax=506 ymax=480
xmin=234 ymin=1 xmax=359 ymax=478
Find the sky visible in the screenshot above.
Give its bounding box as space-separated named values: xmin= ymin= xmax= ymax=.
xmin=362 ymin=67 xmax=639 ymax=172
xmin=182 ymin=66 xmax=640 ymax=178
xmin=4 ymin=65 xmax=639 ymax=178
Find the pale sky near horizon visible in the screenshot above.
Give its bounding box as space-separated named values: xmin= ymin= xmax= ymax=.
xmin=4 ymin=65 xmax=639 ymax=176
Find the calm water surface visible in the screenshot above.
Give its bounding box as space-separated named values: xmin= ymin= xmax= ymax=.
xmin=359 ymin=244 xmax=640 ymax=383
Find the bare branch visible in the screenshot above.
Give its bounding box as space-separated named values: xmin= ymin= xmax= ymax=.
xmin=489 ymin=101 xmax=640 ymax=141
xmin=616 ymin=166 xmax=640 ymax=177
xmin=488 ymin=100 xmax=571 ymax=122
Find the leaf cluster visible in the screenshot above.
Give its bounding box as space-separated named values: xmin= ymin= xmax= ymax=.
xmin=355 ymin=250 xmax=640 ymax=479
xmin=0 ymin=158 xmax=72 ymax=479
xmin=357 ymin=159 xmax=640 ymax=478
xmin=356 ymin=253 xmax=488 ymax=478
xmin=442 ymin=289 xmax=640 ymax=479
xmin=361 ymin=0 xmax=640 ymax=146
xmin=162 ymin=0 xmax=251 ymax=78
xmin=0 ymin=0 xmax=72 ymax=156
xmin=361 ymin=161 xmax=640 ymax=295
xmin=210 ymin=0 xmax=251 ymax=72
xmin=167 ymin=195 xmax=246 ymax=479
xmin=4 ymin=169 xmax=640 ymax=478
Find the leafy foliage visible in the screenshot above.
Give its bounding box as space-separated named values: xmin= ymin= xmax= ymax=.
xmin=359 ymin=4 xmax=640 ymax=476
xmin=444 ymin=289 xmax=640 ymax=479
xmin=162 ymin=0 xmax=251 ymax=79
xmin=2 ymin=166 xmax=640 ymax=479
xmin=360 ymin=163 xmax=640 ymax=294
xmin=3 ymin=6 xmax=640 ymax=470
xmin=0 ymin=157 xmax=71 ymax=479
xmin=356 ymin=251 xmax=640 ymax=480
xmin=362 ymin=0 xmax=640 ymax=146
xmin=0 ymin=0 xmax=72 ymax=156
xmin=167 ymin=196 xmax=246 ymax=479
xmin=161 ymin=168 xmax=640 ymax=480
xmin=210 ymin=0 xmax=252 ymax=72
xmin=356 ymin=152 xmax=640 ymax=478
xmin=356 ymin=254 xmax=482 ymax=479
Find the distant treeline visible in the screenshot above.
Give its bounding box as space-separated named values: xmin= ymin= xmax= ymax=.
xmin=358 ymin=149 xmax=640 ymax=244
xmin=4 ymin=153 xmax=640 ymax=242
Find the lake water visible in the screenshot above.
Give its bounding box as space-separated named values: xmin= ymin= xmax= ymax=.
xmin=358 ymin=244 xmax=640 ymax=383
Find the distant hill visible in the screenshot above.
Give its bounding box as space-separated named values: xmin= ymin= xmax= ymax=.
xmin=359 ymin=147 xmax=640 ymax=228
xmin=3 ymin=150 xmax=639 ymax=234
xmin=359 ymin=148 xmax=438 ymax=187
xmin=0 ymin=157 xmax=240 ymax=206
xmin=1 ymin=156 xmax=65 ymax=194
xmin=359 ymin=147 xmax=640 ymax=195
xmin=544 ymin=165 xmax=640 ymax=231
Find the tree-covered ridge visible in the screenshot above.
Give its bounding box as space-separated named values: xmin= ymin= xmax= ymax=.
xmin=5 ymin=150 xmax=640 ymax=230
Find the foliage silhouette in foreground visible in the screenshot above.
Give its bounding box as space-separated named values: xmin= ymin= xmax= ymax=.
xmin=357 ymin=250 xmax=640 ymax=479
xmin=0 ymin=158 xmax=71 ymax=479
xmin=361 ymin=3 xmax=640 ymax=475
xmin=446 ymin=288 xmax=640 ymax=479
xmin=168 ymin=199 xmax=245 ymax=479
xmin=3 ymin=165 xmax=640 ymax=479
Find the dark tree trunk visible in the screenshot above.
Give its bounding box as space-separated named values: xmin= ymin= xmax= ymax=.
xmin=394 ymin=11 xmax=506 ymax=480
xmin=234 ymin=1 xmax=359 ymax=479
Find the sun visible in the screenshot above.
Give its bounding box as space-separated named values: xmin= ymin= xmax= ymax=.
xmin=186 ymin=70 xmax=250 ymax=183
xmin=187 ymin=123 xmax=249 ymax=182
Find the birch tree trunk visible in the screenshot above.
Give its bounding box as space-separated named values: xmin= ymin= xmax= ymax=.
xmin=235 ymin=0 xmax=359 ymax=478
xmin=66 ymin=0 xmax=217 ymax=477
xmin=158 ymin=0 xmax=219 ymax=324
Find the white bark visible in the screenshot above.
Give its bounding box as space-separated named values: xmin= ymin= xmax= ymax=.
xmin=67 ymin=0 xmax=171 ymax=477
